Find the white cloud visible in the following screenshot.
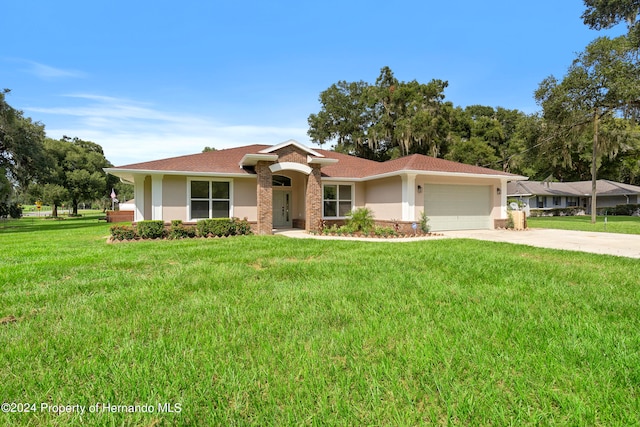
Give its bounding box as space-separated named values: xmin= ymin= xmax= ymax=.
xmin=21 ymin=60 xmax=87 ymax=80
xmin=27 ymin=94 xmax=314 ymax=166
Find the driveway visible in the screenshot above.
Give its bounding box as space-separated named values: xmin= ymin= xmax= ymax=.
xmin=276 ymin=229 xmax=640 ymax=259
xmin=443 ymin=229 xmax=640 ymax=259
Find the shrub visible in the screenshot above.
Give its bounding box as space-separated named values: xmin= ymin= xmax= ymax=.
xmin=506 ymin=211 xmax=515 ymax=229
xmin=234 ymin=217 xmax=253 ymax=235
xmin=607 ymin=204 xmax=640 ymax=216
xmin=419 ymin=211 xmax=430 ymax=233
xmin=137 ymin=220 xmax=167 ymax=239
xmin=197 ymin=218 xmax=230 ymax=237
xmin=169 ymin=220 xmax=196 ymax=239
xmin=196 ymin=218 xmax=253 ymax=237
xmin=9 ymin=203 xmax=22 ymax=219
xmin=338 ymin=223 xmax=358 ymax=235
xmin=0 ymin=202 xmax=22 ymax=219
xmin=529 ymin=208 xmax=585 ymax=217
xmin=374 ymin=226 xmax=397 ymax=237
xmin=346 ymin=207 xmax=374 ymax=233
xmin=323 ymin=224 xmax=340 ymax=235
xmin=110 ymin=225 xmax=138 ymax=241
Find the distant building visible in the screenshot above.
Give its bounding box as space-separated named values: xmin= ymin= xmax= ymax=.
xmin=507 ymin=180 xmax=640 ymax=214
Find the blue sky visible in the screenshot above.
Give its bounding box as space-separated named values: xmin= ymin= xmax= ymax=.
xmin=2 ymin=0 xmax=626 ymax=166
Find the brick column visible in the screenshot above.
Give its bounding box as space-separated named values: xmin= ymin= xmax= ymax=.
xmin=305 ymin=165 xmax=322 ymax=233
xmin=256 ymin=161 xmax=273 ymax=235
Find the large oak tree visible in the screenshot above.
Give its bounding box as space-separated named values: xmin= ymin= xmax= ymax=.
xmin=308 ymin=67 xmax=452 ymax=161
xmin=43 ymin=136 xmax=113 ymax=215
xmin=0 ymin=89 xmax=47 ymax=187
xmin=535 ymin=35 xmax=640 ymax=222
xmin=583 ymin=0 xmax=640 ymax=44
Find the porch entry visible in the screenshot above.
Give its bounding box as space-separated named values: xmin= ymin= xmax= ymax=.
xmin=272 ymin=190 xmax=292 ymax=228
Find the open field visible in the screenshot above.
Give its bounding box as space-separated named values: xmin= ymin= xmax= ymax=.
xmin=527 ymin=215 xmax=640 ymax=234
xmin=1 ymin=215 xmax=639 ymax=425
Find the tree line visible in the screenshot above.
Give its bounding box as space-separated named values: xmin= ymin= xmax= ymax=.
xmin=308 ymin=1 xmax=640 ymax=187
xmin=308 ymin=64 xmax=640 ymax=183
xmin=2 ymin=1 xmax=639 ymax=218
xmin=1 ymin=90 xmax=131 ymax=217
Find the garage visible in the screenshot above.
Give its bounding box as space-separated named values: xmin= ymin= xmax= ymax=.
xmin=424 ymin=184 xmax=492 ymax=231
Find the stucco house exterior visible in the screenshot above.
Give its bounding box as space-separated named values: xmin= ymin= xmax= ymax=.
xmin=507 ymin=180 xmax=640 ymax=214
xmin=105 ymin=139 xmax=527 ymax=233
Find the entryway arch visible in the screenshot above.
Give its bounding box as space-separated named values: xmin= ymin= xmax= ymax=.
xmin=269 ymin=162 xmax=312 ymax=175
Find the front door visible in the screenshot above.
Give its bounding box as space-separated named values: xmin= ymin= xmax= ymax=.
xmin=273 ymin=191 xmax=292 ymax=228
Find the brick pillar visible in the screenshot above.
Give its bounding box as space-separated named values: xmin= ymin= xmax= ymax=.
xmin=305 ymin=165 xmax=322 ymax=233
xmin=256 ymin=161 xmax=273 ymax=235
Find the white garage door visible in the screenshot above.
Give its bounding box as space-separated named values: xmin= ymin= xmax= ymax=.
xmin=424 ymin=184 xmax=492 ymax=231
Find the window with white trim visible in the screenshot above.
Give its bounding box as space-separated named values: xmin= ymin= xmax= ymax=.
xmin=323 ymin=184 xmax=353 ymax=218
xmin=189 ymin=179 xmax=231 ymax=220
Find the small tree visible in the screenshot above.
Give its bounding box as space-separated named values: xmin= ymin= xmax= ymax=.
xmin=42 ymin=184 xmax=69 ymax=217
xmin=419 ymin=211 xmax=430 ymax=233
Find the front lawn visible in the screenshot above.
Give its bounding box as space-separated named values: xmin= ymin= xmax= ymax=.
xmin=1 ymin=215 xmax=639 ymax=425
xmin=527 ymin=215 xmax=640 ymax=234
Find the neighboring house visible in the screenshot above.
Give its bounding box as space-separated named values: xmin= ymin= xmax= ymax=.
xmin=507 ymin=180 xmax=640 ymax=213
xmin=105 ymin=139 xmax=527 ymax=233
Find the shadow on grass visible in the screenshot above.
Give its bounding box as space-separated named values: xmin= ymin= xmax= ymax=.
xmin=0 ymin=214 xmax=116 ymax=234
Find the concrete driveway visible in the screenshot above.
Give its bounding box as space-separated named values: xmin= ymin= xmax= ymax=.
xmin=277 ymin=228 xmax=640 ymax=259
xmin=443 ymin=229 xmax=640 ymax=259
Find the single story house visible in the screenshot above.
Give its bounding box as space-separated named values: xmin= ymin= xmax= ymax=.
xmin=507 ymin=179 xmax=640 ymax=213
xmin=105 ymin=139 xmax=527 ymax=233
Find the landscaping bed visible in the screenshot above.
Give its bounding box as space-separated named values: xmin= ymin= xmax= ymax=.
xmin=312 ymin=207 xmax=434 ymax=238
xmin=108 ymin=218 xmax=252 ymax=242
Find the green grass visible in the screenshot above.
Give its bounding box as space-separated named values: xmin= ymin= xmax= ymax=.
xmin=1 ymin=215 xmax=639 ymax=425
xmin=527 ymin=215 xmax=640 ymax=234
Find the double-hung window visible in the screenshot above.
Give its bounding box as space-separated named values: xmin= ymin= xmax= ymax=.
xmin=189 ymin=179 xmax=231 ymax=220
xmin=323 ymin=184 xmax=353 ymax=218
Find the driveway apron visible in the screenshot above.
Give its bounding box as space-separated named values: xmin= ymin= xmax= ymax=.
xmin=443 ymin=229 xmax=640 ymax=259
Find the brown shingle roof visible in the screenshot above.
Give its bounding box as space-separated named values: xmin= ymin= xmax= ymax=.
xmin=114 ymin=144 xmax=270 ymax=175
xmin=366 ymin=154 xmax=516 ymax=177
xmin=314 ymin=150 xmax=380 ymax=178
xmin=110 ymin=143 xmax=522 ymax=179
